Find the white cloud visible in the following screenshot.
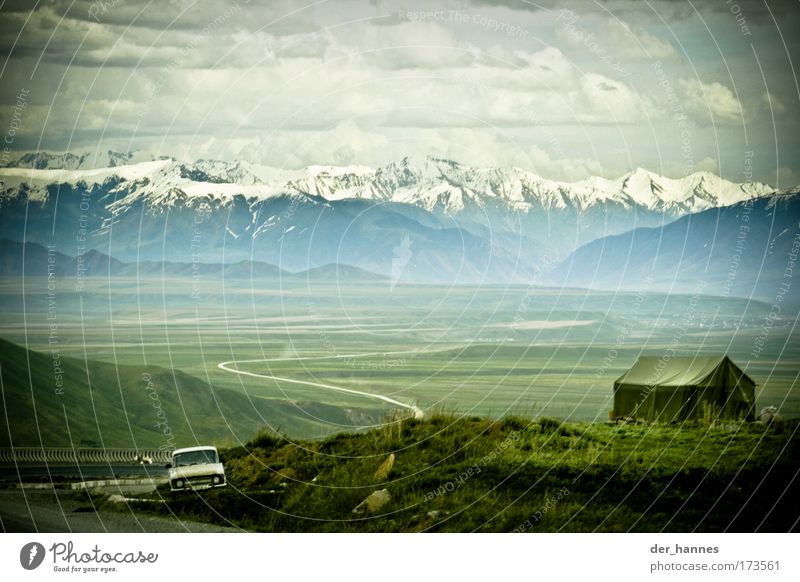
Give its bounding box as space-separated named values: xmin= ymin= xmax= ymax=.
xmin=604 ymin=19 xmax=676 ymax=60
xmin=512 ymin=46 xmax=573 ymax=85
xmin=555 ymin=14 xmax=675 ymax=64
xmin=523 ymin=145 xmax=604 ymax=181
xmin=654 ymin=156 xmax=718 ymax=180
xmin=678 ymin=78 xmax=742 ymax=123
xmin=571 ymin=73 xmax=651 ymax=123
xmin=776 ymin=166 xmax=800 ymax=189
xmin=695 ymin=156 xmax=719 ymax=173
xmin=103 ymin=122 xmax=605 ymax=181
xmin=248 ymin=120 xmax=392 ymax=169
xmin=761 ymin=91 xmax=786 ymax=114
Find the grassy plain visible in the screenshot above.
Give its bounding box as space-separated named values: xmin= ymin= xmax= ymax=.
xmin=0 ymin=273 xmax=797 ymax=443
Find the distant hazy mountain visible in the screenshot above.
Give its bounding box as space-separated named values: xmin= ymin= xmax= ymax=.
xmin=548 ymin=192 xmax=800 ymax=304
xmin=0 ymin=239 xmax=386 ymax=282
xmin=0 ymin=239 xmax=132 ymax=277
xmin=0 ymin=152 xmax=781 ymax=283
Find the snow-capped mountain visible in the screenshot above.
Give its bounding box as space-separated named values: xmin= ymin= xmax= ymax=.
xmin=0 ymin=152 xmax=782 ymax=283
xmin=1 ymin=149 xmax=169 ymax=171
xmin=1 ymin=151 xmax=774 ymax=215
xmin=303 ymin=156 xmax=773 ymax=215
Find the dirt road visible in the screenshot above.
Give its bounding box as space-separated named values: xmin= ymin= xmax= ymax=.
xmin=218 ymin=350 xmax=425 ymax=418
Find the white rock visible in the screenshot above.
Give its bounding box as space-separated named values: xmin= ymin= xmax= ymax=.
xmin=352 ymin=489 xmax=392 ymax=514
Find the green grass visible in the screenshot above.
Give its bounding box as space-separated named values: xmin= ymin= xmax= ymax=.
xmin=118 ymin=413 xmax=800 ymax=532
xmin=0 ymin=338 xmax=385 ymax=448
xmin=1 ymin=275 xmax=797 ymax=441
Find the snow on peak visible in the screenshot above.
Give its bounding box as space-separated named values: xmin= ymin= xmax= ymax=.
xmin=306 ymin=164 xmax=374 ymax=177
xmin=1 ymin=149 xmax=167 ymax=170
xmin=0 ymin=153 xmax=778 ymax=216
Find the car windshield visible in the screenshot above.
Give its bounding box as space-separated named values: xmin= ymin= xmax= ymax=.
xmin=173 ymin=449 xmax=217 ymax=467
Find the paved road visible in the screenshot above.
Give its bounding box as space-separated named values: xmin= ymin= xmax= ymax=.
xmin=218 ymin=350 xmax=425 ymax=419
xmin=0 ymin=489 xmax=242 ymax=533
xmin=0 ymin=464 xmax=167 ymax=483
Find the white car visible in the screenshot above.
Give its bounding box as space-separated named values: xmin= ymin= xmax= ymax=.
xmin=167 ymin=446 xmax=226 ymax=492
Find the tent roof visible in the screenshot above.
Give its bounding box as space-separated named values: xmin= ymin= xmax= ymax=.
xmin=614 ymin=355 xmax=746 ymax=387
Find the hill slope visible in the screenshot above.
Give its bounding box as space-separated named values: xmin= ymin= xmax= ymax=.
xmin=133 ymin=414 xmax=800 ymax=532
xmin=0 ymin=339 xmax=385 ymax=448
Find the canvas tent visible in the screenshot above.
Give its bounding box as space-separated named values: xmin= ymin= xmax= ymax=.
xmin=612 ymin=356 xmax=756 ymax=422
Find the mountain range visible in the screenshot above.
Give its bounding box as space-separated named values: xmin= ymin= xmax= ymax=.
xmin=0 ymin=239 xmax=385 ymax=281
xmin=549 ymin=193 xmax=800 ymax=304
xmin=0 ymin=150 xmax=795 ymax=293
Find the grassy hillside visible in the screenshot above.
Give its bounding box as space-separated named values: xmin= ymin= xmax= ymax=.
xmin=0 ymin=339 xmax=385 ymax=448
xmin=127 ymin=413 xmax=799 ymax=532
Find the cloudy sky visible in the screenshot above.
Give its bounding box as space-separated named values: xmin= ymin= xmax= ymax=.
xmin=1 ymin=0 xmax=798 ymax=185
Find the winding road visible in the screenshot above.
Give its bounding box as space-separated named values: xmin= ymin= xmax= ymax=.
xmin=217 ymin=351 xmax=425 ymax=419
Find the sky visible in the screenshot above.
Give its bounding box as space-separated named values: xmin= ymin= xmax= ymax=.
xmin=0 ymin=0 xmax=798 ymax=186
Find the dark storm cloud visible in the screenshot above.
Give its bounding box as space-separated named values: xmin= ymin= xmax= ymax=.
xmin=3 ymin=0 xmax=322 ymax=34
xmin=468 ymin=0 xmax=799 ymax=21
xmin=0 ymin=0 xmax=329 ymax=69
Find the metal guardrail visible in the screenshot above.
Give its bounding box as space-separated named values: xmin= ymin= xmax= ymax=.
xmin=16 ymin=477 xmax=170 ymax=490
xmin=0 ymin=447 xmax=172 ymax=465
